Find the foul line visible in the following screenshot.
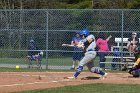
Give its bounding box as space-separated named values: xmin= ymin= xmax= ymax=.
xmin=0 ymin=72 xmax=75 ymax=88
xmin=0 ymin=79 xmax=71 ymax=88
xmin=0 ymin=72 xmax=74 ymax=78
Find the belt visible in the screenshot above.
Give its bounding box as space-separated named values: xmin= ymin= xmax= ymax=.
xmin=87 ymin=49 xmax=94 ymax=51
xmin=84 ymin=49 xmax=94 ymax=53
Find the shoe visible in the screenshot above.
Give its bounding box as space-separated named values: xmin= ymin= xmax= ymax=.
xmin=100 ymin=72 xmax=108 ymax=80
xmin=64 ymin=76 xmax=77 ymax=80
xmin=69 ymin=76 xmax=77 ymax=80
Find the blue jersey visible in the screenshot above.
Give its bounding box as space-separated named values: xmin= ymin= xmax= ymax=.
xmin=72 ymin=37 xmax=82 ymax=51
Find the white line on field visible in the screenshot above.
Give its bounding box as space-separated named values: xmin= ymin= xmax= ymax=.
xmin=0 ymin=72 xmax=74 ymax=78
xmin=0 ymin=79 xmax=71 ymax=88
xmin=0 ymin=73 xmax=65 ymax=78
xmin=0 ymin=72 xmax=74 ymax=88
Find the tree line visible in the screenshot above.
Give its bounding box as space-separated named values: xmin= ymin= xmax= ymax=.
xmin=0 ymin=0 xmax=140 ymax=9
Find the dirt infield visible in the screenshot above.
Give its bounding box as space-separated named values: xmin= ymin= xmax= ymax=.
xmin=0 ymin=72 xmax=140 ymax=93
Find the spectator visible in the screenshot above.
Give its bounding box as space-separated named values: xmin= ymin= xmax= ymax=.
xmin=28 ymin=39 xmax=37 ymax=57
xmin=112 ymin=48 xmax=120 ymax=70
xmin=26 ymin=38 xmax=42 ymax=68
xmin=96 ymin=32 xmax=112 ymax=70
xmin=127 ymin=32 xmax=139 ymax=61
xmin=71 ymin=32 xmax=83 ymax=70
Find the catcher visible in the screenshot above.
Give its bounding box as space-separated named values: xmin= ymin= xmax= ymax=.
xmin=128 ymin=47 xmax=140 ymax=77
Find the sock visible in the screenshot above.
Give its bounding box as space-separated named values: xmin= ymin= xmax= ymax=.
xmin=74 ymin=66 xmax=83 ymax=78
xmin=99 ymin=71 xmax=105 ymax=75
xmin=74 ymin=72 xmax=80 ymax=78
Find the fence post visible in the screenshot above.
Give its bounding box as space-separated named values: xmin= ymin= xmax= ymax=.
xmin=46 ymin=9 xmax=49 ymax=69
xmin=120 ymin=10 xmax=124 ymax=70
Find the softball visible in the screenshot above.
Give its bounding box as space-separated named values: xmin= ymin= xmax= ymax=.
xmin=16 ymin=65 xmax=20 ymax=69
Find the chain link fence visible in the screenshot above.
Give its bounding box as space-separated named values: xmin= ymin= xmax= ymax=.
xmin=0 ymin=9 xmax=140 ymax=70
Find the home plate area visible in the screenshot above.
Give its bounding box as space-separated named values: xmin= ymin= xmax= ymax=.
xmin=0 ymin=72 xmax=140 ymax=93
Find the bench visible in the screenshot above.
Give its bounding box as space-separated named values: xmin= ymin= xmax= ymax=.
xmin=105 ymin=37 xmax=140 ymax=70
xmin=104 ymin=56 xmax=134 ymax=70
xmin=111 ymin=37 xmax=131 ymax=52
xmin=105 ymin=56 xmax=135 ymax=59
xmin=111 ymin=38 xmax=128 ymax=52
xmin=111 ymin=38 xmax=140 ymax=51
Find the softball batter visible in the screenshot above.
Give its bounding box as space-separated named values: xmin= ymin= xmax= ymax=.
xmin=70 ymin=29 xmax=107 ymax=79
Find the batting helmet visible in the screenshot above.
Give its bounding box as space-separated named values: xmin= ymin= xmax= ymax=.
xmin=79 ymin=29 xmax=89 ymax=37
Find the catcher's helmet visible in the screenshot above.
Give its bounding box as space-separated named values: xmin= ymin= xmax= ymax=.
xmin=79 ymin=29 xmax=89 ymax=37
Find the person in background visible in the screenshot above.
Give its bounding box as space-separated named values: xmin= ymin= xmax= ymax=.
xmin=28 ymin=39 xmax=37 ymax=57
xmin=111 ymin=48 xmax=120 ymax=70
xmin=71 ymin=32 xmax=83 ymax=70
xmin=26 ymin=38 xmax=39 ymax=68
xmin=96 ymin=32 xmax=112 ymax=70
xmin=127 ymin=32 xmax=139 ymax=61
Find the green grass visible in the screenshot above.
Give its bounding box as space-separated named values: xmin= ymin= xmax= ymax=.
xmin=0 ymin=57 xmax=73 ymax=66
xmin=0 ymin=67 xmax=126 ymax=73
xmin=14 ymin=83 xmax=140 ymax=93
xmin=0 ymin=57 xmax=113 ymax=67
xmin=0 ymin=67 xmax=47 ymax=72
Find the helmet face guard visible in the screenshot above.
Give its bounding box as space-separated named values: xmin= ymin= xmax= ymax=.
xmin=79 ymin=29 xmax=89 ymax=37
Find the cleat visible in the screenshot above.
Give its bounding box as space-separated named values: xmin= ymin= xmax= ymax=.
xmin=100 ymin=72 xmax=108 ymax=80
xmin=64 ymin=76 xmax=76 ymax=80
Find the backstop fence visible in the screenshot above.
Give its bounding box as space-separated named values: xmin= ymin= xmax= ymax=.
xmin=0 ymin=9 xmax=140 ymax=70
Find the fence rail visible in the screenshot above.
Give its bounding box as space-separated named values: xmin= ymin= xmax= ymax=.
xmin=0 ymin=9 xmax=140 ymax=70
